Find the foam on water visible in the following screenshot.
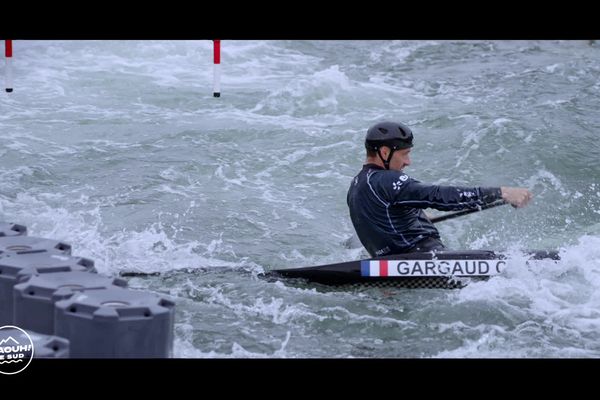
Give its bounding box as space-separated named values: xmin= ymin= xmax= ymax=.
xmin=431 ymin=236 xmax=600 ymax=357
xmin=0 ymin=192 xmax=255 ymax=278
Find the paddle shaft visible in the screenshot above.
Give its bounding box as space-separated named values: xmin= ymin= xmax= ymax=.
xmin=429 ymin=200 xmax=508 ymax=223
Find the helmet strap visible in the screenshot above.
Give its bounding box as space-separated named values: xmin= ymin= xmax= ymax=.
xmin=377 ymin=147 xmax=395 ymax=170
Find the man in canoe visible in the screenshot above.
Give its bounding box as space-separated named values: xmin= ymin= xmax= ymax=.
xmin=347 ymin=121 xmax=533 ymax=257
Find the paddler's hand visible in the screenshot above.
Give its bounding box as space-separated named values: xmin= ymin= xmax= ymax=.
xmin=500 ymin=187 xmax=533 ymax=208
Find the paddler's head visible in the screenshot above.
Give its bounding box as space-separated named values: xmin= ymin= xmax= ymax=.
xmin=365 ymin=121 xmax=413 ymax=171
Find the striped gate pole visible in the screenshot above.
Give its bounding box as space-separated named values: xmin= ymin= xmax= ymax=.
xmin=5 ymin=40 xmax=13 ymax=93
xmin=213 ymin=40 xmax=221 ymax=97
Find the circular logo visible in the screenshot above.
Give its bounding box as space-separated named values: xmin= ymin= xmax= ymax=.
xmin=0 ymin=326 xmax=34 ymax=375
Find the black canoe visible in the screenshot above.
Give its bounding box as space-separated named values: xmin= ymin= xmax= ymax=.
xmin=272 ymin=250 xmax=560 ymax=289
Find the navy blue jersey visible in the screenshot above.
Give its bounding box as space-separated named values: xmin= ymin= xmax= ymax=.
xmin=347 ymin=164 xmax=502 ymax=257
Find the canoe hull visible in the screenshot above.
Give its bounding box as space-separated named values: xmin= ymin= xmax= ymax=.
xmin=272 ymin=250 xmax=560 ymax=289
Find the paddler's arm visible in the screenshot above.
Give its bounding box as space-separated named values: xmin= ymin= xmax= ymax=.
xmin=390 ymin=179 xmax=505 ymax=212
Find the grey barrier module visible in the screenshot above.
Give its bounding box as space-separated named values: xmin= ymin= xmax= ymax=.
xmin=0 ymin=236 xmax=71 ymax=255
xmin=0 ymin=222 xmax=28 ymax=237
xmin=28 ymin=330 xmax=70 ymax=358
xmin=1 ymin=221 xmax=177 ymax=358
xmin=13 ymin=271 xmax=127 ymax=335
xmin=0 ymin=253 xmax=95 ymax=326
xmin=55 ymin=286 xmax=175 ymax=358
xmin=0 ymin=327 xmax=70 ymax=358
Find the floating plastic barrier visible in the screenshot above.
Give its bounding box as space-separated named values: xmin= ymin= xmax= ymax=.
xmin=13 ymin=271 xmax=127 ymax=335
xmin=0 ymin=326 xmax=69 ymax=359
xmin=55 ymin=286 xmax=175 ymax=358
xmin=0 ymin=221 xmax=176 ymax=358
xmin=0 ymin=222 xmax=27 ymax=237
xmin=0 ymin=236 xmax=71 ymax=256
xmin=0 ymin=252 xmax=95 ymax=326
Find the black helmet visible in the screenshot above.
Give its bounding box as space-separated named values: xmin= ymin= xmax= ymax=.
xmin=365 ymin=121 xmax=414 ymax=151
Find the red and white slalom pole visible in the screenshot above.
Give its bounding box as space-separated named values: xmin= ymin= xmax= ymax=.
xmin=213 ymin=40 xmax=221 ymax=97
xmin=5 ymin=40 xmax=13 ymax=93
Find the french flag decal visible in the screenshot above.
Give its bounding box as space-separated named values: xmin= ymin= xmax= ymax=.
xmin=361 ymin=260 xmax=388 ymax=277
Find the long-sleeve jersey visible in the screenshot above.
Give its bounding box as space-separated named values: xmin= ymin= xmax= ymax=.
xmin=347 ymin=164 xmax=503 ymax=257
